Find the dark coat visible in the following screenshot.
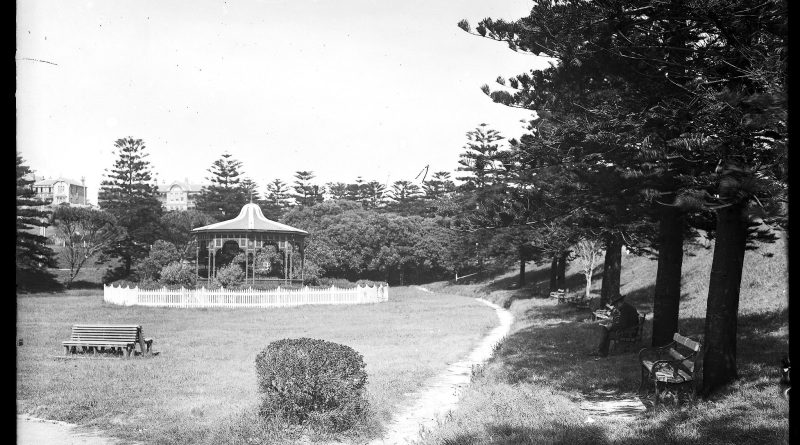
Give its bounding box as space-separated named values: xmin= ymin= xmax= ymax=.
xmin=604 ymin=301 xmax=639 ymax=332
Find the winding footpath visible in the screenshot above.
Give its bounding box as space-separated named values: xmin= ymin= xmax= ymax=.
xmin=367 ymin=286 xmax=514 ymax=445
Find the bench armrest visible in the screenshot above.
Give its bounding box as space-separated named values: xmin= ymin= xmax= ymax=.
xmin=638 ymin=341 xmax=676 ymax=364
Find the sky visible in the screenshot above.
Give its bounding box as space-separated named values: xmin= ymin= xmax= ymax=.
xmin=17 ymin=0 xmax=551 ymax=204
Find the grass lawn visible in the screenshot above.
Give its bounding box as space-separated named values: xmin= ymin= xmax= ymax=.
xmin=16 ymin=286 xmax=497 ymax=444
xmin=421 ymin=234 xmax=789 ymax=444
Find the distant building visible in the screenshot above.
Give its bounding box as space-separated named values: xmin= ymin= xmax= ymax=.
xmin=157 ymin=180 xmax=204 ymax=211
xmin=32 ymin=177 xmax=89 ymax=206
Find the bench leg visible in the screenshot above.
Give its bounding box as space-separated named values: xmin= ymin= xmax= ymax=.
xmin=638 ymin=367 xmax=648 ymax=393
xmin=653 ymin=381 xmax=660 ymax=408
xmin=125 ymin=346 xmax=132 ymax=359
xmin=64 ymin=346 xmax=70 ymax=356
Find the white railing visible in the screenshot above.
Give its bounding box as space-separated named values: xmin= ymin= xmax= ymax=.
xmin=104 ymin=284 xmax=389 ymax=308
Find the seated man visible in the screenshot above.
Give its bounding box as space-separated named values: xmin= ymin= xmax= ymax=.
xmin=591 ymin=292 xmax=639 ymax=357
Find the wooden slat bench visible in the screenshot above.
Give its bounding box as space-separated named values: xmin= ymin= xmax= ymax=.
xmin=638 ymin=332 xmax=701 ymax=406
xmin=549 ymin=289 xmax=566 ymax=303
xmin=609 ymin=312 xmax=647 ymax=353
xmin=62 ymin=324 xmax=153 ymax=358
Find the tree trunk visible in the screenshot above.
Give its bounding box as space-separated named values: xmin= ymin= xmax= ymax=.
xmin=584 ymin=271 xmax=592 ymax=299
xmin=549 ymin=255 xmax=558 ymax=292
xmin=519 ymin=248 xmax=526 ymax=287
xmin=556 ymin=251 xmax=568 ymax=290
xmin=652 ymin=208 xmax=685 ymax=347
xmin=600 ymin=233 xmax=622 ymax=306
xmin=702 ymin=203 xmax=747 ymax=396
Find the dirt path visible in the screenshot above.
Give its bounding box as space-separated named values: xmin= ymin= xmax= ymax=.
xmin=367 ymin=287 xmax=513 ymax=445
xmin=16 ymin=415 xmax=140 ymax=445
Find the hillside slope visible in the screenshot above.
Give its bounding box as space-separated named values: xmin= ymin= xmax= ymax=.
xmin=421 ymin=233 xmax=789 ymax=444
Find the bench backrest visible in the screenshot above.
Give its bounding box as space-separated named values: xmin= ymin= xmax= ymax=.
xmin=69 ymin=324 xmax=141 ymax=343
xmin=670 ymin=333 xmax=702 ymax=374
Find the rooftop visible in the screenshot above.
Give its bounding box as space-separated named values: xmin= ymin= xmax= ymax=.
xmin=192 ymin=203 xmax=308 ymax=235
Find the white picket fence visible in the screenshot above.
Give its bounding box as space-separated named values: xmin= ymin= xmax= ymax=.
xmin=103 ymin=283 xmax=389 ymax=308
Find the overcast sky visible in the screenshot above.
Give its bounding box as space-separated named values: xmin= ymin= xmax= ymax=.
xmin=17 ymin=0 xmax=549 ymax=203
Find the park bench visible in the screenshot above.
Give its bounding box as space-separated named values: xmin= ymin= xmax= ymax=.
xmin=638 ymin=332 xmax=701 ymax=406
xmin=62 ymin=324 xmax=153 ymax=358
xmin=569 ymin=296 xmax=591 ymax=309
xmin=608 ymin=312 xmax=647 ymax=353
xmin=549 ymin=289 xmax=566 ymax=303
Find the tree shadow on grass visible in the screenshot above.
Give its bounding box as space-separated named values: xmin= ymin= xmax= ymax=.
xmin=480 ymin=268 xmax=592 ymax=310
xmin=66 ymin=280 xmax=104 ymax=290
xmin=440 ymin=422 xmax=610 ymax=445
xmin=437 ymin=400 xmax=786 ymax=445
xmin=16 ymin=269 xmax=64 ymax=294
xmin=623 ymin=410 xmax=788 ymax=445
xmin=494 ymin=289 xmax=789 ymax=400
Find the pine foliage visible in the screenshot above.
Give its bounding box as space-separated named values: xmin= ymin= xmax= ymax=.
xmin=97 ymin=137 xmax=163 ymax=276
xmin=16 ymin=155 xmax=56 ymax=273
xmin=195 ymin=152 xmax=249 ymax=219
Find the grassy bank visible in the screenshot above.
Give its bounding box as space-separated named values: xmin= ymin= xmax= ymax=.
xmin=421 ymin=234 xmax=789 ymax=444
xmin=16 ymin=286 xmax=496 ymax=444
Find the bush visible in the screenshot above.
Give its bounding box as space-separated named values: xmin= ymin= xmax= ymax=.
xmin=136 ymin=240 xmax=181 ymax=281
xmin=159 ymin=262 xmax=197 ymax=287
xmin=255 ymin=338 xmax=368 ymax=432
xmin=214 ymin=263 xmax=244 ymax=288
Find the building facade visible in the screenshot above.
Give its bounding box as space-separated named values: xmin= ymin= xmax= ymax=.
xmin=157 ymin=181 xmax=204 ymax=211
xmin=32 ymin=177 xmax=89 ymax=206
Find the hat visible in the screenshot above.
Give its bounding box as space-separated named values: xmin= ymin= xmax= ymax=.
xmin=610 ymin=293 xmax=625 ymax=304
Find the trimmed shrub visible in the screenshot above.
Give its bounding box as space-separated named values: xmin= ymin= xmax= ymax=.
xmin=255 ymin=338 xmax=368 ymax=431
xmin=159 ymin=262 xmax=197 ymax=287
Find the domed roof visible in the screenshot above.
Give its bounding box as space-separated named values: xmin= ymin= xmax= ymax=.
xmin=191 ymin=203 xmax=308 ymax=235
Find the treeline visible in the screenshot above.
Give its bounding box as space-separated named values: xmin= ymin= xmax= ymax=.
xmin=16 ymin=141 xmax=477 ymax=290
xmin=193 ymin=152 xmax=457 ymax=221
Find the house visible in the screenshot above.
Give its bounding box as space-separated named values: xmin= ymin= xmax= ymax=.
xmin=32 ymin=177 xmax=89 ymax=206
xmin=157 ymin=180 xmax=204 ymax=211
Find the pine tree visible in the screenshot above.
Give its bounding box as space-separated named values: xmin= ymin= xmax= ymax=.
xmin=263 ymin=178 xmax=292 ymax=219
xmin=195 ymin=152 xmax=248 ymax=219
xmin=457 ymin=124 xmax=504 ymax=189
xmin=362 ymin=180 xmax=387 ymax=209
xmin=16 ymin=155 xmax=57 ymax=289
xmin=345 ymin=177 xmax=365 ymax=202
xmin=326 ymin=182 xmax=349 ymax=201
xmin=388 ymin=180 xmax=423 ymax=215
xmin=98 ymin=137 xmax=163 ymax=278
xmin=240 ymin=177 xmax=261 ymax=203
xmin=292 ymin=171 xmax=324 ymax=207
xmin=423 ymin=171 xmax=456 ymax=201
